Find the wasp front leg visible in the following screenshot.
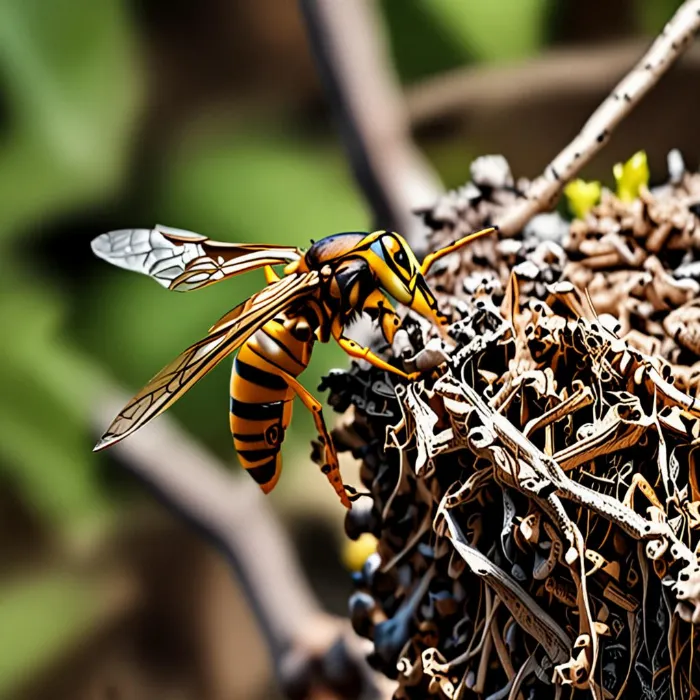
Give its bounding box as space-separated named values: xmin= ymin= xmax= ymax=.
xmin=362 ymin=288 xmax=401 ymax=344
xmin=279 ymin=372 xmax=359 ymax=508
xmin=331 ymin=318 xmax=419 ymax=380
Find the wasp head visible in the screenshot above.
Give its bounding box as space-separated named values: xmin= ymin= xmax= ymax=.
xmin=358 ymin=231 xmax=448 ymax=332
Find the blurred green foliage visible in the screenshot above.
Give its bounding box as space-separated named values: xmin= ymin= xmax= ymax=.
xmin=0 ymin=574 xmax=103 ymax=697
xmin=0 ymin=0 xmax=140 ymax=237
xmin=0 ymin=0 xmax=140 ymax=690
xmin=635 ymin=0 xmax=684 ymax=34
xmin=0 ymin=0 xmax=687 ymax=695
xmin=382 ymin=0 xmax=553 ymax=81
xmin=0 ymin=277 xmax=108 ymax=527
xmin=420 ymin=0 xmax=553 ymax=64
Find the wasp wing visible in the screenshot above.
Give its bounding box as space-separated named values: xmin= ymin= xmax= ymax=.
xmin=94 ymin=271 xmax=319 ymax=450
xmin=91 ymin=224 xmax=302 ymax=291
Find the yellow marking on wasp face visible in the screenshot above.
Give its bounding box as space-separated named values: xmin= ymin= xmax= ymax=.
xmin=377 ymin=266 xmax=412 ymax=305
xmin=384 ymin=235 xmax=400 ymax=255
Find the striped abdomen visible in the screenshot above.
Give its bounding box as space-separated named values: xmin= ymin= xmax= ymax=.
xmin=230 ymin=313 xmax=314 ymax=493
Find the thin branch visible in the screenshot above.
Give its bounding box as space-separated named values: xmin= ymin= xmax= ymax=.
xmin=406 ymin=40 xmax=700 ymax=127
xmin=94 ymin=389 xmax=317 ymax=657
xmin=93 ymin=385 xmax=390 ymax=700
xmin=494 ymin=0 xmax=700 ymax=236
xmin=299 ymin=0 xmax=442 ymax=253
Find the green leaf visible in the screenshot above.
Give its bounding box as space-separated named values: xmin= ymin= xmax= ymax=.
xmin=0 ymin=0 xmax=142 ymax=237
xmin=0 ymin=574 xmax=103 ymax=696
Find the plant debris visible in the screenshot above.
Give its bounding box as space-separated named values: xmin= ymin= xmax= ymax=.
xmin=320 ymin=153 xmax=700 ymax=699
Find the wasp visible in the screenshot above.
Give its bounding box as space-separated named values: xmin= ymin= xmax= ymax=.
xmin=92 ymin=225 xmax=494 ymax=507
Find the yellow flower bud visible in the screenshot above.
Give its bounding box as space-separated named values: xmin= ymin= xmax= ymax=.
xmin=613 ymin=150 xmax=649 ymax=202
xmin=563 ymin=179 xmax=602 ymax=219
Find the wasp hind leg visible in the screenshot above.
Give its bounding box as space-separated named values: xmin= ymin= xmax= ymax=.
xmin=280 ymin=372 xmax=362 ymax=508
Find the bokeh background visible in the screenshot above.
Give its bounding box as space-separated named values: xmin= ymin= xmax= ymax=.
xmin=0 ymin=0 xmax=693 ymax=698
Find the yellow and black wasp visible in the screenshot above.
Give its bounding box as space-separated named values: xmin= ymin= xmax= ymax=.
xmin=91 ymin=225 xmax=494 ymax=507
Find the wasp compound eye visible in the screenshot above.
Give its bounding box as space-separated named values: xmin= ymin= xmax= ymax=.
xmin=394 ymin=249 xmax=410 ymax=273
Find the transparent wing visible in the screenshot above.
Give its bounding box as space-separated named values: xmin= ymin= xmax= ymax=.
xmin=91 ymin=224 xmax=302 ymax=291
xmin=94 ymin=271 xmax=319 ymax=450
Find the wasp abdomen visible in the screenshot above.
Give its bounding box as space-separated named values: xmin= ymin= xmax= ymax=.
xmin=230 ymin=314 xmax=314 ymax=494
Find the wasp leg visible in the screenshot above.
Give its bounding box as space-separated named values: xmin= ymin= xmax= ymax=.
xmin=277 ymin=371 xmax=353 ymax=508
xmin=420 ymin=226 xmax=496 ymax=275
xmin=335 ymin=334 xmax=420 ymax=381
xmin=264 ymin=265 xmax=281 ymax=285
xmin=362 ymin=288 xmax=401 ymax=344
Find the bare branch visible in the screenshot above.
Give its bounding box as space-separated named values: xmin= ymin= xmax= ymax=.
xmin=299 ymin=0 xmax=442 ymax=252
xmin=93 ymin=385 xmax=390 ymax=700
xmin=406 ymin=40 xmax=700 ymax=127
xmin=94 ymin=389 xmax=317 ymax=654
xmin=494 ymin=0 xmax=700 ymax=236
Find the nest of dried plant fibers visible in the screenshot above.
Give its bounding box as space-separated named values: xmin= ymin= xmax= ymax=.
xmin=319 ymin=155 xmax=700 ymax=699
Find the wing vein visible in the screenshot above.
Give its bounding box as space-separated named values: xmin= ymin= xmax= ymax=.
xmin=95 ymin=272 xmax=319 ymax=450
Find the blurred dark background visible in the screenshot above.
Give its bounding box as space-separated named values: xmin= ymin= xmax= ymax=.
xmin=0 ymin=0 xmax=694 ymax=698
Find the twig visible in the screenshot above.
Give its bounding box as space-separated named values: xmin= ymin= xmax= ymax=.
xmin=94 ymin=389 xmax=317 ymax=653
xmin=299 ymin=0 xmax=442 ymax=253
xmin=93 ymin=385 xmax=391 ymax=700
xmin=406 ymin=40 xmax=700 ymax=126
xmin=495 ymin=0 xmax=700 ymax=236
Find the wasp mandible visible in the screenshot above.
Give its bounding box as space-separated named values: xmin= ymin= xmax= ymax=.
xmin=92 ymin=225 xmax=495 ymax=507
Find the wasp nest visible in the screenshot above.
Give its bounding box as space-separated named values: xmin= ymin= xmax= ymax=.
xmin=321 ymin=152 xmax=700 ymax=699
